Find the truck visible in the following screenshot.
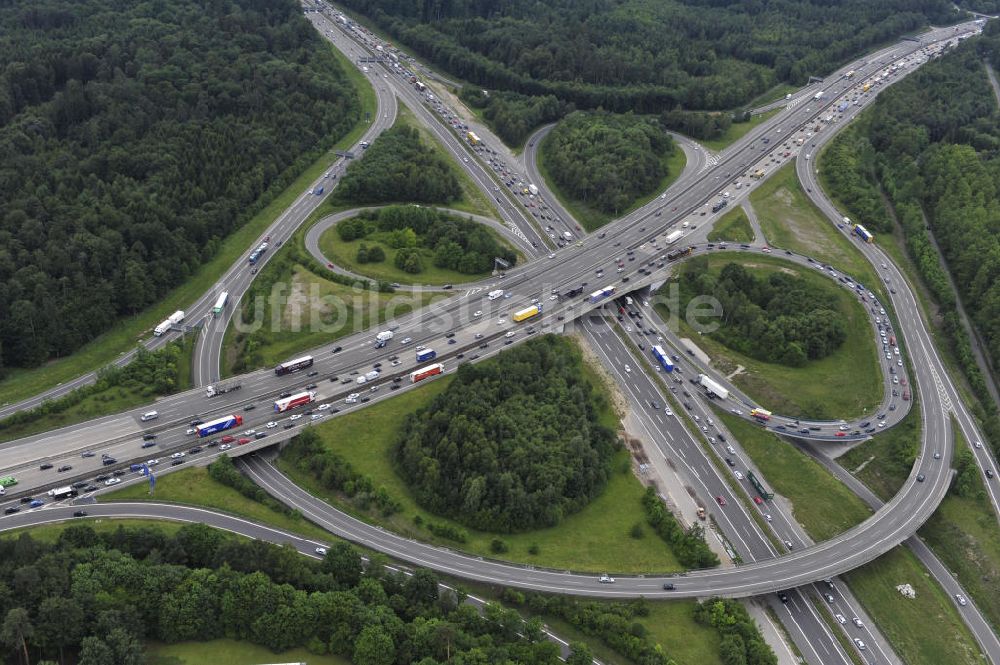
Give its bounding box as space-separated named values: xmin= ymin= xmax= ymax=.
xmin=275 ymin=355 xmax=313 ymax=376
xmin=750 ymin=407 xmax=772 ymax=422
xmin=274 ymin=391 xmax=316 ymax=413
xmin=488 ymin=289 xmax=505 ymax=301
xmin=698 ymin=374 xmax=729 ymax=400
xmin=47 ymin=486 xmax=78 ymax=500
xmin=563 ymin=231 xmax=573 ymax=240
xmin=652 ymin=345 xmax=674 ymax=372
xmin=711 ymin=200 xmax=728 ymax=213
xmin=667 ymin=246 xmax=694 ymax=261
xmin=154 ymin=310 xmax=185 ymax=336
xmin=813 ymin=90 xmax=825 ymax=100
xmin=0 ymin=476 xmax=17 ymax=488
xmin=375 ymin=330 xmax=393 ymax=348
xmin=527 ymin=184 xmax=539 ymax=196
xmin=205 ymin=383 xmax=241 ymax=398
xmin=416 ymin=348 xmax=437 ymax=362
xmin=467 ymin=131 xmax=481 ymax=146
xmin=365 ymin=370 xmax=379 ymax=381
xmin=751 ymin=169 xmax=765 ymax=179
xmin=196 ymin=414 xmax=244 ymax=437
xmin=589 ymin=286 xmax=616 ymax=304
xmin=415 ymin=81 xmax=426 ymax=92
xmin=411 ymin=363 xmax=443 ymax=383
xmin=212 ymin=292 xmax=229 ymax=317
xmin=665 ymin=230 xmax=684 ymax=245
xmin=853 ymin=224 xmax=874 ymax=243
xmin=862 ymin=82 xmax=871 ymax=92
xmin=513 ymin=305 xmax=540 ymax=322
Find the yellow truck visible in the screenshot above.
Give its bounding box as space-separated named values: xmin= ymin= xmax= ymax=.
xmin=513 ymin=305 xmax=540 ymax=322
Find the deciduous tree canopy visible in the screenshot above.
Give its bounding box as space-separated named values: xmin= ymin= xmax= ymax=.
xmin=680 ymin=260 xmax=847 ymax=367
xmin=395 ymin=336 xmax=619 ymax=532
xmin=0 ymin=0 xmax=361 ymax=370
xmin=334 ymin=125 xmax=462 ymax=204
xmin=540 ymin=111 xmax=674 ymax=215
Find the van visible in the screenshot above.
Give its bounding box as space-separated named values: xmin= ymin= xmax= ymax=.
xmin=356 ymin=376 xmax=367 ymax=384
xmin=140 ymin=411 xmax=158 ymax=422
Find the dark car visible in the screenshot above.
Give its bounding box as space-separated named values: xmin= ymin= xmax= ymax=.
xmin=81 ymin=451 xmax=96 ymax=458
xmin=725 ymin=458 xmax=735 ymax=467
xmin=142 ymin=441 xmax=157 ymax=448
xmin=445 ymin=332 xmax=456 ymax=338
xmin=331 ymin=346 xmax=342 ymax=353
xmin=206 ymin=440 xmax=219 ymax=448
xmin=73 ymin=511 xmax=88 ymax=517
xmin=72 ymin=481 xmax=88 ymax=489
xmin=102 ymin=458 xmax=117 ymax=466
xmin=4 ymin=507 xmax=20 ymax=515
xmin=279 ymin=391 xmax=292 ymax=398
xmin=390 ymin=384 xmax=401 ymax=390
xmin=40 ymin=463 xmax=53 ymax=470
xmin=112 ymin=470 xmax=127 ymax=477
xmin=662 ymin=583 xmax=675 ymax=591
xmin=57 ymin=465 xmax=72 ymax=473
xmin=360 ymin=397 xmax=370 ymax=403
xmin=171 ymin=459 xmax=185 ymax=466
xmin=96 ymin=474 xmax=110 ymax=482
xmin=244 ymin=404 xmax=256 ymax=411
xmin=307 ymin=370 xmax=319 ymax=377
xmin=255 ymin=432 xmax=266 ymax=440
xmin=188 ymin=446 xmax=202 ymax=454
xmin=283 ymin=423 xmax=294 ymax=430
xmin=85 ymin=485 xmax=98 ymax=492
xmin=479 ymin=343 xmax=488 ymax=349
xmin=190 ymin=419 xmax=203 ymax=427
xmin=142 ymin=433 xmax=157 ymax=440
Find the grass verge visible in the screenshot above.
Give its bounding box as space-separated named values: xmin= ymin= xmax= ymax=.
xmin=278 ymin=354 xmax=686 ymax=573
xmin=746 ymin=84 xmax=799 ymax=110
xmin=536 ymin=132 xmax=688 ymax=232
xmin=749 ymin=162 xmax=884 ymax=300
xmin=101 ymin=465 xmax=333 ymax=543
xmin=701 ymin=109 xmax=781 ymax=153
xmin=147 ymin=638 xmax=349 ymax=665
xmin=836 ymin=404 xmax=919 ymax=501
xmin=222 ymin=263 xmax=436 ymax=374
xmin=843 ymin=547 xmax=982 ymax=665
xmin=660 ymin=254 xmax=881 ymax=419
xmin=0 ymin=41 xmax=378 ymax=409
xmin=717 ymin=413 xmax=871 ymax=541
xmin=707 ymin=207 xmax=755 ymax=243
xmin=0 ymin=519 xmax=186 ymax=543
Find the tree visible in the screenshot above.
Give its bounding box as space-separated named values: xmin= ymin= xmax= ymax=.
xmin=567 ymin=641 xmax=594 ymax=665
xmin=320 ymin=542 xmax=363 ymax=588
xmin=35 ymin=597 xmax=85 ymax=663
xmin=353 ymin=625 xmax=396 ymax=665
xmin=0 ymin=608 xmax=32 ymax=665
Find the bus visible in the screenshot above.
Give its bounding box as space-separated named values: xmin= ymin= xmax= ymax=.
xmin=212 ymin=292 xmax=229 ymax=317
xmin=747 ymin=472 xmax=774 ymax=500
xmin=275 ymin=356 xmax=314 ymax=376
xmin=750 ymin=408 xmax=772 ymax=422
xmin=853 ymin=224 xmax=874 ymax=244
xmin=651 ymin=345 xmax=674 ymax=372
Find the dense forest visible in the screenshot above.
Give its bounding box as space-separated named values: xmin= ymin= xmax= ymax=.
xmin=338 ymin=206 xmax=517 ymax=275
xmin=0 ymin=523 xmax=575 ymax=665
xmin=0 ymin=0 xmax=361 ymax=372
xmin=679 ymin=260 xmax=847 ymax=367
xmin=341 ymin=0 xmax=957 ymax=123
xmin=821 ymin=23 xmax=1000 ymax=452
xmin=334 ymin=125 xmax=462 ymax=204
xmin=459 ymin=89 xmax=571 ymax=147
xmin=394 ymin=336 xmax=619 ymax=533
xmin=540 ymin=112 xmax=674 ymax=216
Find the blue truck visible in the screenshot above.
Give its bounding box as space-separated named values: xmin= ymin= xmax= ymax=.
xmin=652 ymin=345 xmax=674 ymax=372
xmin=416 ymin=348 xmax=436 ymax=362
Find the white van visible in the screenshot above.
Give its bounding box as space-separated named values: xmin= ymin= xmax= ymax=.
xmin=140 ymin=411 xmax=159 ymax=422
xmin=356 ymin=376 xmax=367 ymax=385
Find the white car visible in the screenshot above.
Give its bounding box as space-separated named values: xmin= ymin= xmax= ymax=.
xmin=244 ymin=429 xmax=256 ymax=436
xmin=497 ymin=319 xmax=506 ymax=325
xmin=290 ymin=414 xmax=303 ymax=420
xmin=531 ymin=298 xmax=539 ymax=304
xmin=734 ymin=471 xmax=744 ymax=480
xmin=416 ymin=345 xmax=425 ymax=351
xmin=146 ymin=459 xmax=160 ymax=466
xmin=726 ymin=445 xmax=736 ymax=455
xmin=315 ymin=547 xmax=327 ymax=556
xmin=549 ymin=294 xmax=558 ymax=300
xmin=105 ymin=478 xmax=121 ymax=486
xmin=185 ymin=428 xmax=196 ymax=435
xmin=401 ymin=337 xmax=412 ymax=344
xmin=956 ymin=594 xmax=968 ymax=606
xmin=171 ymin=452 xmax=185 ymax=459
xmin=599 ymin=573 xmax=615 ymax=584
xmin=266 ymin=421 xmax=277 ymax=429
xmin=505 ymin=331 xmax=515 ymax=338
xmin=318 ymin=403 xmax=331 ymax=411
xmin=854 ymin=639 xmax=866 ymax=651
xmin=835 ymin=614 xmax=846 ymax=624
xmin=219 ymin=443 xmax=232 ymax=451
xmin=665 ymin=409 xmax=673 ymax=417
xmin=548 ymin=253 xmax=556 ymax=259
xmin=852 ymin=617 xmax=863 ymax=628
xmin=473 ymin=311 xmax=483 ymax=318
xmin=311 ymin=414 xmax=324 ymax=420
xmin=624 ymin=364 xmax=632 ymax=373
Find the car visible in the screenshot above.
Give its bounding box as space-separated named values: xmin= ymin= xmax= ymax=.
xmin=975 ymin=440 xmax=983 ymax=449
xmin=142 ymin=433 xmax=157 ymax=441
xmin=331 ymin=346 xmax=342 ymax=353
xmin=73 ymin=511 xmax=88 ymax=517
xmin=219 ymin=443 xmax=232 ymax=451
xmin=146 ymin=459 xmax=160 ymax=466
xmin=933 ymin=451 xmax=941 ymax=459
xmin=170 ymin=451 xmax=186 ymax=459
xmin=105 ymin=478 xmax=121 ymax=486
xmin=784 ymin=540 xmax=794 ymax=550
xmin=72 ymin=481 xmax=88 ymax=489
xmin=57 ymin=465 xmax=72 ymax=472
xmin=624 ymin=364 xmax=631 ymax=373
xmin=238 ymin=437 xmax=252 ymax=445
xmin=81 ymin=450 xmax=96 ymax=458
xmin=266 ymin=421 xmax=277 ymax=428
xmin=221 ymin=435 xmax=235 ymax=444
xmin=185 ymin=428 xmax=196 ymax=435
xmin=29 ymin=500 xmax=44 ymax=508
xmin=401 ymin=337 xmax=412 ymax=344
xmin=956 ymin=593 xmax=968 ymax=606
xmin=85 ymin=485 xmax=98 ymax=492
xmin=852 ymin=617 xmax=863 ymax=628
xmin=716 ymin=496 xmax=727 ymax=506
xmin=188 ymin=446 xmax=202 ymax=454
xmin=142 ymin=441 xmax=157 ymax=448
xmin=854 ymin=639 xmax=866 ymax=651
xmin=599 ymin=573 xmax=615 ymax=584
xmin=662 ymin=583 xmax=676 ymax=590
xmin=825 ymin=593 xmax=835 ymax=603
xmin=777 ymin=591 xmax=789 ymax=603
xmin=290 ymin=414 xmax=303 ymax=420
xmin=315 ymin=547 xmax=328 ymax=556
xmin=4 ymin=507 xmax=20 ymax=515
xmin=171 ymin=459 xmax=185 ymax=466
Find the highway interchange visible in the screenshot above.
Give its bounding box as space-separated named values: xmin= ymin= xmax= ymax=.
xmin=0 ymin=4 xmax=998 ymax=663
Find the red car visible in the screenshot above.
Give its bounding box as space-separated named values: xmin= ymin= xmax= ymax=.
xmin=754 ymin=496 xmax=764 ymax=505
xmin=835 ymin=431 xmax=846 ymax=437
xmin=716 ymin=495 xmax=727 ymax=506
xmin=238 ymin=437 xmax=252 ymax=445
xmin=220 ymin=435 xmax=235 ymax=444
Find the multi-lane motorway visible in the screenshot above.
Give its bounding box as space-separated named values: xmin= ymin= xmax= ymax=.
xmin=0 ymin=4 xmax=995 ymax=662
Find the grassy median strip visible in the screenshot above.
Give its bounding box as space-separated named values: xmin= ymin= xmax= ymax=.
xmin=1 ymin=519 xmax=187 ymax=543
xmin=706 ymin=207 xmax=755 ymax=243
xmin=701 ymin=109 xmax=781 ymax=153
xmin=101 ymin=466 xmax=333 ymax=543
